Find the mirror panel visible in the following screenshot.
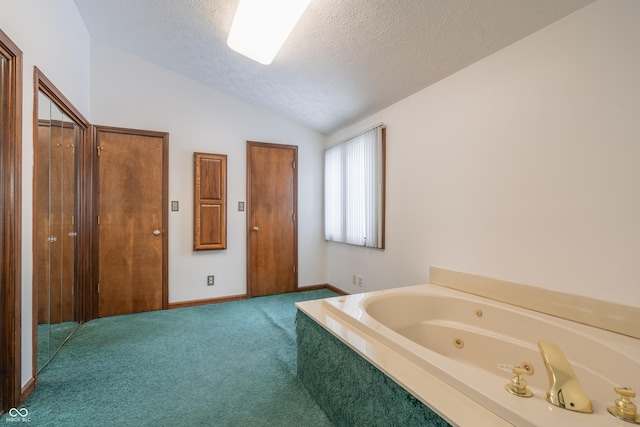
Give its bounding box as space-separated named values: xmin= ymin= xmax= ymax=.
xmin=35 ymin=90 xmax=80 ymax=371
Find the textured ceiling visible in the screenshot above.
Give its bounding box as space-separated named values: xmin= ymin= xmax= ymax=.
xmin=73 ymin=0 xmax=596 ymax=135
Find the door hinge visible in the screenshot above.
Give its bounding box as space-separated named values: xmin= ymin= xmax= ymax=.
xmin=292 ymin=160 xmax=296 ymax=169
xmin=97 ymin=282 xmax=100 ymax=293
xmin=292 ymin=213 xmax=296 ymax=222
xmin=97 ymin=146 xmax=104 ymax=157
xmin=293 ymin=265 xmax=296 ymax=274
xmin=97 ymin=215 xmax=101 ymax=225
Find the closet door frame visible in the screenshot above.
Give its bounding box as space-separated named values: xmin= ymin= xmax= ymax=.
xmin=0 ymin=28 xmax=22 ymax=413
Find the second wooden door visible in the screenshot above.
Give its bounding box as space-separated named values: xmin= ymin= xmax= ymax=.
xmin=95 ymin=126 xmax=168 ymax=317
xmin=247 ymin=141 xmax=298 ymax=297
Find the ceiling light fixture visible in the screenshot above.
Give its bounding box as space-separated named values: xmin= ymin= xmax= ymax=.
xmin=227 ymin=0 xmax=311 ymax=65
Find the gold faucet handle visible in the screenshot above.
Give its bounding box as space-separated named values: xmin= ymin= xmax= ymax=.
xmin=512 ymin=366 xmax=529 ymax=376
xmin=497 ymin=362 xmax=534 ymax=375
xmin=616 ymin=387 xmax=637 ymax=399
xmin=608 ymin=387 xmax=640 ymax=424
xmin=504 ymin=365 xmax=534 ymax=398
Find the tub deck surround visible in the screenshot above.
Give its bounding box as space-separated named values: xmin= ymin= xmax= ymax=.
xmin=296 ymin=283 xmax=640 ymax=427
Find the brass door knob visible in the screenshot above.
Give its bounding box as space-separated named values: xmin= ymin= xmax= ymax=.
xmin=153 ymin=229 xmax=161 ymax=236
xmin=252 ymin=226 xmax=259 ymax=232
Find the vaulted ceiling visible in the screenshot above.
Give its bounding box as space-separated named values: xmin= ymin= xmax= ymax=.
xmin=74 ymin=0 xmax=595 ymax=135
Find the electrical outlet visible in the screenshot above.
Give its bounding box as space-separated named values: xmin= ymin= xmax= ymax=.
xmin=207 ymin=275 xmax=214 ymax=286
xmin=352 ymin=274 xmax=357 ymax=285
xmin=358 ymin=276 xmax=363 ymax=287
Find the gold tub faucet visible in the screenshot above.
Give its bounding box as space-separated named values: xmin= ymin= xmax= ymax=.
xmin=537 ymin=340 xmax=593 ymax=413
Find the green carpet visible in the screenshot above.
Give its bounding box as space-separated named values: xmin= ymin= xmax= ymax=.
xmin=38 ymin=322 xmax=80 ymax=371
xmin=3 ymin=290 xmax=337 ymax=427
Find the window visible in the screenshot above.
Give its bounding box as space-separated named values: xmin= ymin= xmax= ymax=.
xmin=324 ymin=124 xmax=386 ymax=248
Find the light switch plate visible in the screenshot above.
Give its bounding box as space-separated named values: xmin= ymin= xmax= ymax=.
xmin=171 ymin=201 xmax=179 ymax=211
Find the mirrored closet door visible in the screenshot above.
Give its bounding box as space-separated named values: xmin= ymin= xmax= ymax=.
xmin=34 ymin=90 xmax=81 ymax=370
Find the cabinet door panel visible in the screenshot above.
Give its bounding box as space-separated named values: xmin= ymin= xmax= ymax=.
xmin=194 ymin=153 xmax=227 ymax=250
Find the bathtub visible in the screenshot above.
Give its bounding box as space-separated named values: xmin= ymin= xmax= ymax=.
xmin=296 ymin=283 xmax=640 ymax=426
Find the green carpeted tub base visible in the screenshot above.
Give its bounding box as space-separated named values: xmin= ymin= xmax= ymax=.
xmin=296 ymin=310 xmax=451 ymax=427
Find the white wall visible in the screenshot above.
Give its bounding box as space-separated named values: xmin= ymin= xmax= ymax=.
xmin=89 ymin=40 xmax=327 ymax=303
xmin=0 ymin=0 xmax=90 ymax=388
xmin=327 ymin=0 xmax=640 ymax=308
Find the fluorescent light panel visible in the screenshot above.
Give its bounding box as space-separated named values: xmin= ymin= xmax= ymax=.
xmin=227 ymin=0 xmax=311 ymax=65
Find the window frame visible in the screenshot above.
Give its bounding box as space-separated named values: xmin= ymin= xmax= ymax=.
xmin=324 ymin=125 xmax=386 ymax=249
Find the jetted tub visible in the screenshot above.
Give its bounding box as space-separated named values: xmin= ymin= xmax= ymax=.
xmin=297 ymin=284 xmax=640 ymax=426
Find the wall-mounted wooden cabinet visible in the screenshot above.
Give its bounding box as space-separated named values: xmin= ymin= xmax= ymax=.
xmin=194 ymin=152 xmax=227 ymax=250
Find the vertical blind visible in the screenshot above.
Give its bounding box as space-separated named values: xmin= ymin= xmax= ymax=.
xmin=324 ymin=125 xmax=385 ymax=248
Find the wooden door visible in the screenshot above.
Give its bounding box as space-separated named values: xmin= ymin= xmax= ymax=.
xmin=95 ymin=126 xmax=168 ymax=317
xmin=247 ymin=141 xmax=298 ymax=297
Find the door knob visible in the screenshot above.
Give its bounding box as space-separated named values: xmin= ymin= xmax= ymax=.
xmin=252 ymin=226 xmax=259 ymax=232
xmin=153 ymin=229 xmax=161 ymax=236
